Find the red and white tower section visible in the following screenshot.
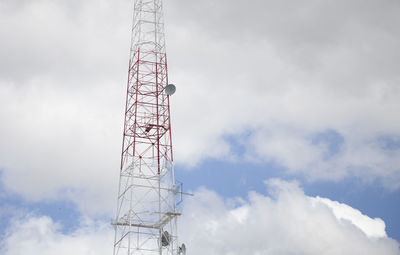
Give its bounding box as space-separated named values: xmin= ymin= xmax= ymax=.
xmin=113 ymin=0 xmax=184 ymax=254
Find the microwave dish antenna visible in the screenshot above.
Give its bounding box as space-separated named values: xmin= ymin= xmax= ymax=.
xmin=165 ymin=84 xmax=176 ymax=96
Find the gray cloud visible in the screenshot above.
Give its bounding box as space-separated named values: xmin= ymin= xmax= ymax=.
xmin=165 ymin=0 xmax=400 ymax=186
xmin=1 ymin=0 xmax=400 ymax=214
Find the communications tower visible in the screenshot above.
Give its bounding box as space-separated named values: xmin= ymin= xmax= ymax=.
xmin=113 ymin=0 xmax=184 ymax=254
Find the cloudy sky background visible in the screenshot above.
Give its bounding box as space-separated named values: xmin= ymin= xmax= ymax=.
xmin=1 ymin=0 xmax=400 ymax=254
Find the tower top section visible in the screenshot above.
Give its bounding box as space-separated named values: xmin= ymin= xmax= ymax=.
xmin=131 ymin=0 xmax=166 ymax=54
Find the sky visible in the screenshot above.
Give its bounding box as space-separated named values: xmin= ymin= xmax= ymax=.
xmin=0 ymin=0 xmax=400 ymax=254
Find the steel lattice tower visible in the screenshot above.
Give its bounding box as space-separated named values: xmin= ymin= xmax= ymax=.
xmin=113 ymin=0 xmax=181 ymax=254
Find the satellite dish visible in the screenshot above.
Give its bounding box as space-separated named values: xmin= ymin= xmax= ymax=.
xmin=161 ymin=231 xmax=171 ymax=247
xmin=165 ymin=84 xmax=176 ymax=96
xmin=179 ymin=243 xmax=186 ymax=255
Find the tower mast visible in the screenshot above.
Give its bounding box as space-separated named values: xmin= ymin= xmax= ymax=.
xmin=113 ymin=0 xmax=180 ymax=254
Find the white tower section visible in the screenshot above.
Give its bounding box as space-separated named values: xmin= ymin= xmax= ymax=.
xmin=112 ymin=0 xmax=181 ymax=254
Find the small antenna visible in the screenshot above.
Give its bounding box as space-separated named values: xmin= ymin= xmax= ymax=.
xmin=161 ymin=231 xmax=171 ymax=247
xmin=179 ymin=243 xmax=186 ymax=255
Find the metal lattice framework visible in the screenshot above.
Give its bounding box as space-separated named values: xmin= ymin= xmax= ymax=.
xmin=113 ymin=0 xmax=180 ymax=254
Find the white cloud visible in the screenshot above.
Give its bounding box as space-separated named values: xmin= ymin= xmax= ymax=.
xmin=0 ymin=215 xmax=113 ymax=255
xmin=1 ymin=179 xmax=398 ymax=255
xmin=179 ymin=179 xmax=400 ymax=255
xmin=0 ymin=80 xmax=121 ymax=215
xmin=314 ymin=197 xmax=387 ymax=239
